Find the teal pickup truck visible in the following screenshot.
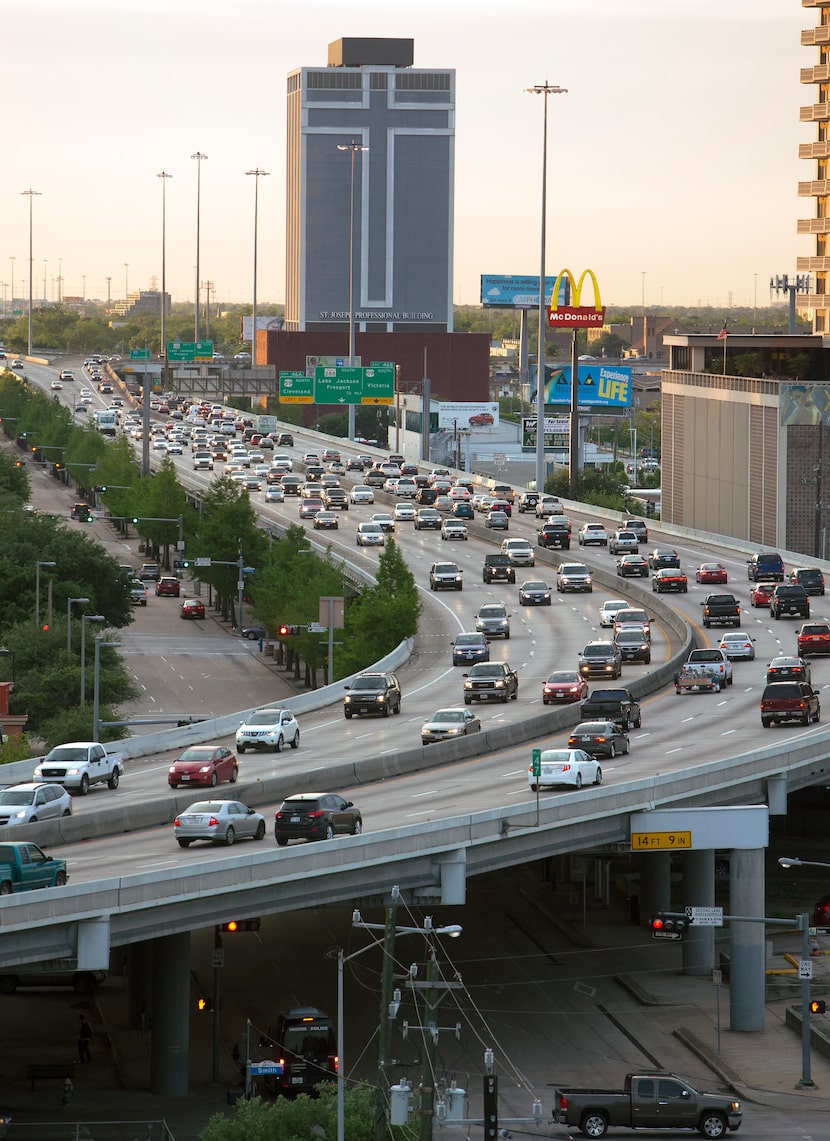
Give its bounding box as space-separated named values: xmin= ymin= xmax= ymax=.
xmin=0 ymin=843 xmax=68 ymax=895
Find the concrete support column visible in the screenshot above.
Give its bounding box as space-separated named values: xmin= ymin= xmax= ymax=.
xmin=127 ymin=941 xmax=153 ymax=1032
xmin=682 ymin=849 xmax=715 ymax=976
xmin=150 ymin=932 xmax=191 ymax=1096
xmin=729 ymin=848 xmax=765 ymax=1032
xmin=638 ymin=852 xmax=671 ymax=927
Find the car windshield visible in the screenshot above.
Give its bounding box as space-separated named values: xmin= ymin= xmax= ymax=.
xmin=432 ymin=711 xmax=465 ymax=723
xmin=479 ymin=607 xmax=506 ymax=618
xmin=523 ymin=582 xmax=547 ymax=591
xmin=471 ymin=665 xmax=503 ymax=677
xmin=176 ymin=748 xmax=214 ymax=762
xmin=246 ymin=711 xmax=283 ymax=726
xmin=547 ymin=672 xmax=579 ymax=683
xmin=561 ymin=565 xmax=588 ymax=575
xmin=582 ymin=645 xmax=613 ymax=658
xmin=351 ymin=676 xmax=385 ymax=690
xmin=360 ymin=525 xmax=382 ymax=533
xmin=0 ymin=790 xmax=35 ymax=805
xmin=617 ymin=632 xmax=645 ymax=644
xmin=456 ymin=635 xmax=484 ymax=646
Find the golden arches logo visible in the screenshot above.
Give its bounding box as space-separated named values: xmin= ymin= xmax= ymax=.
xmin=548 ymin=268 xmax=605 ymax=328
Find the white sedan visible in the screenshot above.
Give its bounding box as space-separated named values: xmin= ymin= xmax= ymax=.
xmin=528 ymin=748 xmax=602 ymax=791
xmin=717 ymin=632 xmax=756 ymax=661
xmin=598 ymin=598 xmax=630 ymax=627
xmin=394 ymin=502 xmax=416 ymax=522
xmin=350 ymin=486 xmax=375 ymax=504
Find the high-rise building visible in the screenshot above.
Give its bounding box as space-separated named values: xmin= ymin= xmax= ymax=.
xmin=798 ymin=0 xmax=830 ymax=331
xmin=285 ymin=37 xmax=455 ymax=335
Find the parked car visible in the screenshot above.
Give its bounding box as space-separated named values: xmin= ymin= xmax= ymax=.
xmin=174 ymin=800 xmax=266 ymax=847
xmin=542 ymin=671 xmax=589 ymax=705
xmin=451 ymin=633 xmax=490 ymax=666
xmin=236 ymin=707 xmax=300 ymax=753
xmin=274 ymin=792 xmax=362 ymax=844
xmin=528 ymin=748 xmax=601 ymax=791
xmin=168 ymin=745 xmax=238 ymax=788
xmin=518 ymin=580 xmax=552 ymax=606
xmin=421 ymin=707 xmax=481 ymax=744
xmin=567 ymin=720 xmax=630 ymax=758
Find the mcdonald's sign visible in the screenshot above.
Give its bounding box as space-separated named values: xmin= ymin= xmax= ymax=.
xmin=547 ymin=268 xmax=606 ymax=328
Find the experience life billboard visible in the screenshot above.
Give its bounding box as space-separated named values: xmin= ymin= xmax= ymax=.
xmin=530 ymin=364 xmax=632 ymax=409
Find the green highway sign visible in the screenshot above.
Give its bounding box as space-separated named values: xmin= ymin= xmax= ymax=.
xmin=278 ymin=371 xmax=314 ymax=404
xmin=130 ymin=349 xmax=151 ymax=360
xmin=167 ymin=340 xmax=214 ymax=362
xmin=361 ymin=365 xmax=394 ymax=405
xmin=531 ymin=748 xmax=542 ymax=778
xmin=315 ymin=366 xmax=364 ymax=405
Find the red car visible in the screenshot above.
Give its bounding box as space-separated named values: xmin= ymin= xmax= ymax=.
xmin=180 ymin=598 xmax=205 ymax=620
xmin=542 ymin=671 xmax=589 ymax=705
xmin=695 ymin=562 xmax=728 ymax=584
xmin=750 ymin=581 xmax=776 ymax=608
xmin=168 ymin=745 xmax=238 ymax=789
xmin=468 ymin=413 xmax=494 ymax=427
xmin=797 ymin=621 xmax=830 ymax=657
xmin=155 ymin=577 xmax=181 ymax=597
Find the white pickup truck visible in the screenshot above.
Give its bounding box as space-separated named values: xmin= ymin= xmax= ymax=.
xmin=32 ymin=741 xmax=124 ymax=795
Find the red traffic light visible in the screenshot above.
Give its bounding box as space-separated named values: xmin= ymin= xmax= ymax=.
xmin=278 ymin=624 xmax=300 ymax=637
xmin=650 ymin=916 xmax=664 ymax=931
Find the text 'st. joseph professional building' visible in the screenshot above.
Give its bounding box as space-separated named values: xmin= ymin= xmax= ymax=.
xmin=285 ymin=37 xmax=455 ymax=334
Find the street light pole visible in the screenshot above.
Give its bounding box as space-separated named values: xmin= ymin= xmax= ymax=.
xmin=123 ymin=262 xmax=129 ymax=300
xmin=246 ymin=168 xmax=270 ymax=368
xmin=93 ymin=636 xmax=119 ymax=743
xmin=67 ymin=597 xmax=90 ymax=655
xmin=158 ymin=171 xmax=172 ymax=381
xmin=337 ymin=140 xmax=368 ymax=444
xmin=191 ymin=151 xmax=208 ymax=341
xmin=525 ymin=84 xmax=566 ymax=498
xmin=80 ymin=615 xmax=105 ymax=706
xmin=22 ymin=189 xmax=41 ymax=356
xmin=35 ymin=560 xmax=56 ymax=629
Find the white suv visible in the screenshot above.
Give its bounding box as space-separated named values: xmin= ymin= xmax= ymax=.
xmin=501 ymin=538 xmax=535 ymax=567
xmin=236 ymin=707 xmax=300 ymax=753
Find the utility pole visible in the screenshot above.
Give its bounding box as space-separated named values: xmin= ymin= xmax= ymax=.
xmin=418 ymin=951 xmax=440 ymax=1141
xmin=374 ymin=901 xmax=397 ymax=1141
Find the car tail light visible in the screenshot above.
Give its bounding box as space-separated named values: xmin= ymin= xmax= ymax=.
xmin=561 ymin=764 xmax=571 ymax=771
xmin=559 ymin=1094 xmax=568 ymax=1112
xmin=308 ymin=809 xmax=325 ymax=818
xmin=174 ymin=817 xmax=181 ymax=827
xmin=209 ymin=816 xmax=220 ymax=826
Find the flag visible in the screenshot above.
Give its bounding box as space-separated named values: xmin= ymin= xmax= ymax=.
xmin=717 ymin=321 xmax=728 ymax=341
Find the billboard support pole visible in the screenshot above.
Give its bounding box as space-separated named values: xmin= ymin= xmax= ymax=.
xmin=569 ymin=330 xmax=579 ymax=496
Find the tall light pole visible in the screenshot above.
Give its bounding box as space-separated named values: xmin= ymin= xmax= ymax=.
xmin=337 ymin=140 xmax=368 ymax=443
xmin=57 ymin=257 xmax=63 ymax=303
xmin=641 ymin=270 xmax=646 ymax=316
xmin=80 ymin=615 xmax=105 ymax=706
xmin=67 ymin=597 xmax=90 ymax=655
xmin=123 ymin=262 xmax=129 ymax=300
xmin=34 ymin=560 xmax=56 ymax=629
xmin=93 ymin=636 xmax=119 ymax=743
xmin=22 ymin=189 xmax=41 ymax=356
xmin=0 ymin=283 xmax=6 ymax=319
xmin=9 ymin=257 xmax=14 ymax=313
xmin=246 ymin=167 xmax=270 ymax=368
xmin=191 ymin=151 xmax=208 ymax=341
xmin=42 ymin=259 xmax=47 ymax=303
xmin=158 ymin=171 xmax=172 ymax=378
xmin=106 ymin=276 xmax=111 ymax=306
xmin=526 ymin=84 xmax=567 ymax=497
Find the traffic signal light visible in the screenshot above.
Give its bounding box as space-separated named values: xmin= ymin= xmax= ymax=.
xmin=41 ymin=623 xmax=49 ymax=632
xmin=810 ymin=999 xmax=826 ymax=1014
xmin=197 ymin=996 xmax=213 ymax=1012
xmin=131 ymin=516 xmax=139 ymax=525
xmin=278 ymin=624 xmax=300 ymax=637
xmin=95 ymin=485 xmax=107 ymax=493
xmin=650 ymin=912 xmax=690 ymax=940
xmin=218 ymin=919 xmax=261 ymax=933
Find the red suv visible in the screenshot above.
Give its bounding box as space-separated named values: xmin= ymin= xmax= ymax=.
xmin=797 ymin=621 xmax=830 ymax=657
xmin=155 ymin=577 xmax=180 ymax=597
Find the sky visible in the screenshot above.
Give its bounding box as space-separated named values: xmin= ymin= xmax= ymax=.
xmin=1 ymin=0 xmax=809 ymax=311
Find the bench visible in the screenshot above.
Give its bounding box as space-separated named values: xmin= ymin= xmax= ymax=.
xmin=27 ymin=1062 xmax=75 ymax=1091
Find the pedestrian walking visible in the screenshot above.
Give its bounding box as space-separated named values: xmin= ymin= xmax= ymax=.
xmin=77 ymin=1014 xmax=92 ymax=1063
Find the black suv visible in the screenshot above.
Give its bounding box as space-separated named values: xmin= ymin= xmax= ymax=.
xmin=770 ymin=584 xmax=810 ymax=620
xmin=482 ymin=553 xmax=516 ymax=584
xmin=462 ymin=662 xmax=519 ymax=703
xmin=343 ymin=672 xmax=402 ymax=718
xmin=274 ymin=794 xmax=362 ymax=844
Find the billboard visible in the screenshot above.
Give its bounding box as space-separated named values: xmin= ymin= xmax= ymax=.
xmin=780 ymin=384 xmax=830 ymax=426
xmin=521 ymin=415 xmax=570 ymax=451
xmin=480 ymin=274 xmax=567 ymax=309
xmin=437 ymin=402 xmax=500 ymax=430
xmin=530 ymin=364 xmax=632 ymax=409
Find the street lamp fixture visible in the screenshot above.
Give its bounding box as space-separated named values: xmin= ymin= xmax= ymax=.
xmin=93 ymin=636 xmax=120 ymax=742
xmin=778 ymin=855 xmax=827 ymax=1087
xmin=67 ymin=597 xmax=90 ymax=655
xmin=525 ymin=82 xmax=567 ymax=498
xmin=337 ymin=139 xmax=368 ymax=444
xmin=80 ymin=615 xmax=106 ymax=706
xmin=35 ymin=560 xmax=56 ymax=629
xmin=246 ymin=168 xmax=270 ymax=368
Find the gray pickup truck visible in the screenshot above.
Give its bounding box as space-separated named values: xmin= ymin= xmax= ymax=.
xmin=553 ymin=1071 xmax=742 ymax=1138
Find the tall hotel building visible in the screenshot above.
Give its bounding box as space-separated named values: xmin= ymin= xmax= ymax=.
xmin=799 ymin=0 xmax=830 ymax=331
xmin=285 ymin=38 xmax=455 ymax=335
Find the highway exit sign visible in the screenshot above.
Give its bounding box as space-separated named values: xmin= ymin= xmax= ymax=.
xmin=278 ymin=371 xmax=314 ymax=404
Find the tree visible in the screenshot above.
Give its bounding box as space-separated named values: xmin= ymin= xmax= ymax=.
xmin=190 ymin=477 xmax=268 ymax=624
xmin=200 ymin=1085 xmax=389 ymax=1141
xmin=336 ymin=539 xmax=421 ymax=675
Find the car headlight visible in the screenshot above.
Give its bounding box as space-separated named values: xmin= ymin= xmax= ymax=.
xmin=198 ymin=765 xmax=212 ymax=773
xmin=66 ymin=767 xmax=81 ymax=776
xmin=376 ymin=695 xmax=385 ymax=702
xmin=493 ymin=679 xmax=504 ymax=687
xmin=344 ymin=695 xmax=353 ymax=703
xmin=169 ymin=765 xmax=176 ymax=773
xmin=13 ymin=810 xmax=28 ymax=820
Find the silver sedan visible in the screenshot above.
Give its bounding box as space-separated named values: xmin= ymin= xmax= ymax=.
xmin=421 ymin=707 xmax=481 ymax=745
xmin=173 ymin=800 xmax=267 ymax=847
